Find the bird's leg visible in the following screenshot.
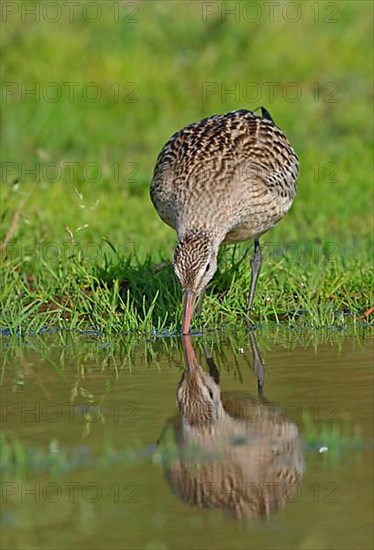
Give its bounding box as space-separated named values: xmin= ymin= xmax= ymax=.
xmin=246 ymin=238 xmax=262 ymax=315
xmin=195 ymin=286 xmax=206 ymax=318
xmin=248 ymin=330 xmax=264 ymax=398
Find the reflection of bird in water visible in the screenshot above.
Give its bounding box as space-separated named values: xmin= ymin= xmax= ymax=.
xmin=159 ymin=334 xmax=304 ymax=520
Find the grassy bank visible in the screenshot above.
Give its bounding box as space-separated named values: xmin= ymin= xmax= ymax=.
xmin=1 ymin=1 xmax=373 ymax=334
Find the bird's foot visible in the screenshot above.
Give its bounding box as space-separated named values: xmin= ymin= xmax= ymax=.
xmin=242 ymin=309 xmax=258 ymax=330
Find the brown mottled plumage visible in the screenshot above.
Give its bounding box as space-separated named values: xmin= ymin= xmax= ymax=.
xmin=159 ymin=335 xmax=304 ymax=519
xmin=150 ymin=108 xmax=299 ymax=333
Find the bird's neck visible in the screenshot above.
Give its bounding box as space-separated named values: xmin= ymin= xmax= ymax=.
xmin=178 ymin=228 xmax=220 ymax=249
xmin=181 ymin=409 xmax=241 ymax=446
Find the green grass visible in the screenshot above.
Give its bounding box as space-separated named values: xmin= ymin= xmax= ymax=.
xmin=1 ymin=0 xmax=373 ymax=334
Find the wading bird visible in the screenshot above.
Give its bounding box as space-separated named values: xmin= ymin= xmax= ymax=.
xmin=150 ymin=108 xmax=298 ymax=333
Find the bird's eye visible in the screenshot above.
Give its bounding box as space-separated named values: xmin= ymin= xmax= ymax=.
xmin=205 ymin=263 xmax=210 ymax=273
xmin=208 ymin=388 xmax=214 ymax=400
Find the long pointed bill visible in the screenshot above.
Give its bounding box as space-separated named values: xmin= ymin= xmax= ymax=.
xmin=181 ymin=290 xmax=196 ymax=335
xmin=181 ymin=334 xmax=197 ymax=372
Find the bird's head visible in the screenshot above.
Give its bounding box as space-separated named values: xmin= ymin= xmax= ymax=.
xmin=173 ymin=232 xmax=217 ymax=334
xmin=177 ymin=335 xmax=222 ymax=425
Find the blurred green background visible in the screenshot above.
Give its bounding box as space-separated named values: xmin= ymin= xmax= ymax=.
xmin=1 ymin=0 xmax=373 ymax=330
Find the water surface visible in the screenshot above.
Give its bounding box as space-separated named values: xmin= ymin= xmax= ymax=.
xmin=1 ymin=329 xmax=373 ymax=549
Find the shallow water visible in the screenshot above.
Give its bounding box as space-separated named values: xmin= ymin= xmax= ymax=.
xmin=1 ymin=329 xmax=373 ymax=550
